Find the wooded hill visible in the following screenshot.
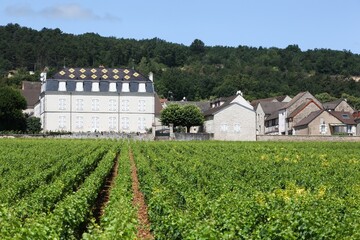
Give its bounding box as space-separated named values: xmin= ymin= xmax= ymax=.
xmin=1 ymin=23 xmax=360 ymax=108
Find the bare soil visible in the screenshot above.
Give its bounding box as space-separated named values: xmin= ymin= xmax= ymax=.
xmin=129 ymin=149 xmax=153 ymax=240
xmin=93 ymin=153 xmax=119 ymax=224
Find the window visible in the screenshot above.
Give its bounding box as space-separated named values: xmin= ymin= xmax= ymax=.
xmin=109 ymin=99 xmax=117 ymax=111
xmin=91 ymin=117 xmax=100 ymax=130
xmin=121 ymin=117 xmax=129 ymax=130
xmin=91 ymin=99 xmax=100 ymax=111
xmin=138 ymin=117 xmax=146 ymax=131
xmin=138 ymin=100 xmax=146 ymax=112
xmin=76 ymin=116 xmax=84 ymax=129
xmin=109 ymin=82 xmax=117 ymax=92
xmin=234 ymin=124 xmax=241 ymax=133
xmin=220 ymin=123 xmax=228 ymax=132
xmin=75 ymin=82 xmax=84 ymax=91
xmin=342 ymin=114 xmax=350 ymax=119
xmin=109 ymin=117 xmax=117 ymax=131
xmin=92 ymin=82 xmax=100 ymax=92
xmin=138 ymin=83 xmax=146 ymax=92
xmin=121 ymin=100 xmax=129 ymax=111
xmin=58 ymin=81 xmax=66 ymax=91
xmin=58 ymin=116 xmax=66 ymax=129
xmin=76 ymin=99 xmax=84 ymax=111
xmin=122 ymin=82 xmax=130 ymax=92
xmin=320 ymin=124 xmax=327 ymax=134
xmin=58 ymin=98 xmax=66 ymax=110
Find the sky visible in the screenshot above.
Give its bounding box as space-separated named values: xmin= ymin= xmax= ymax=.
xmin=1 ymin=0 xmax=360 ymax=53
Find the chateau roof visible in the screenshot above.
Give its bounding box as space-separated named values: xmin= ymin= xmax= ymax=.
xmin=52 ymin=67 xmax=150 ymax=82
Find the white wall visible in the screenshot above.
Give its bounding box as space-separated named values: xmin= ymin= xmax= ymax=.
xmin=39 ymin=93 xmax=155 ymax=133
xmin=212 ymin=104 xmax=256 ymax=141
xmin=278 ymin=109 xmax=286 ymax=134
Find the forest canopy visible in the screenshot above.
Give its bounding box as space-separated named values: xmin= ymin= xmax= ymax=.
xmin=1 ymin=23 xmax=360 ymax=109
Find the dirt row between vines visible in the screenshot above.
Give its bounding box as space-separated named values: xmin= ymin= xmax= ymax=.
xmin=130 ymin=149 xmax=153 ymax=240
xmin=93 ymin=153 xmax=119 ymax=224
xmin=90 ymin=150 xmax=153 ymax=239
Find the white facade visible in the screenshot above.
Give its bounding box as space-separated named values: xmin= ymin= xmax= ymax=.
xmin=204 ymin=94 xmax=256 ymax=141
xmin=35 ymin=68 xmax=155 ymax=133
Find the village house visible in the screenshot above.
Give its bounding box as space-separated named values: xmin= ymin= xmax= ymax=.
xmin=323 ymin=98 xmax=355 ymax=113
xmin=294 ymin=110 xmax=357 ymax=136
xmin=34 ymin=67 xmax=156 ymax=133
xmin=203 ymin=91 xmax=256 ymax=141
xmin=251 ymin=95 xmax=291 ymax=135
xmin=277 ymin=91 xmax=323 ymax=135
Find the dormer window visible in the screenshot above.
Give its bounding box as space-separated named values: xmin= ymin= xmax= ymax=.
xmin=58 ymin=81 xmax=66 ymax=91
xmin=76 ymin=82 xmax=84 ymax=91
xmin=122 ymin=82 xmax=130 ymax=92
xmin=92 ymin=82 xmax=100 ymax=92
xmin=138 ymin=83 xmax=146 ymax=92
xmin=109 ymin=82 xmax=116 ymax=92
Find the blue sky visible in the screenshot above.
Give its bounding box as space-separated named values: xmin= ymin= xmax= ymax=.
xmin=1 ymin=0 xmax=360 ymax=53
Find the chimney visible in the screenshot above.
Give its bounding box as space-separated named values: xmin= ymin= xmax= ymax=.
xmin=149 ymin=72 xmax=154 ymax=82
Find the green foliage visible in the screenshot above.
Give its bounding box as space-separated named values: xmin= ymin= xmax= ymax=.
xmin=160 ymin=103 xmax=183 ymax=128
xmin=0 ymin=139 xmax=136 ymax=239
xmin=160 ymin=103 xmax=204 ymax=131
xmin=133 ymin=141 xmax=360 ymax=239
xmin=190 ymin=39 xmax=206 ymax=54
xmin=26 ymin=117 xmax=41 ymax=133
xmin=1 ymin=23 xmax=360 ymax=104
xmin=181 ymin=104 xmax=204 ymax=132
xmin=315 ymin=92 xmax=337 ymax=103
xmin=0 ymin=86 xmax=26 ymax=131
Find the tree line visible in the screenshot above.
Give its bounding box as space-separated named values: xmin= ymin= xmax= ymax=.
xmin=1 ymin=23 xmax=360 ymax=109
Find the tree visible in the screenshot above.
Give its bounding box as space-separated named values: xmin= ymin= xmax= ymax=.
xmin=315 ymin=92 xmax=337 ymax=103
xmin=160 ymin=104 xmax=204 ymax=132
xmin=0 ymin=86 xmax=27 ymax=131
xmin=190 ymin=39 xmax=205 ymax=54
xmin=181 ymin=104 xmax=204 ymax=133
xmin=26 ymin=116 xmax=42 ymax=133
xmin=160 ymin=104 xmax=183 ymax=128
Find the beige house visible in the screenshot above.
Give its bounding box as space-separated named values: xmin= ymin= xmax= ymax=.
xmin=323 ymin=99 xmax=355 ymax=113
xmin=278 ymin=91 xmax=323 ymax=135
xmin=251 ymin=95 xmax=291 ymax=135
xmin=203 ymin=92 xmax=256 ymax=141
xmin=34 ymin=67 xmax=156 ymax=133
xmin=294 ymin=110 xmax=357 ymax=136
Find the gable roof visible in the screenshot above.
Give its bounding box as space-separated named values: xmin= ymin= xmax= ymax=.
xmin=20 ymin=81 xmax=41 ymax=108
xmin=204 ymin=94 xmax=252 ymax=116
xmin=250 ymin=95 xmax=289 ymax=107
xmin=294 ymin=110 xmax=356 ymax=128
xmin=258 ymin=102 xmax=287 ymax=115
xmin=288 ymin=99 xmax=323 ymax=118
xmin=281 ymin=92 xmax=308 ymax=110
xmin=294 ymin=110 xmax=324 ymax=127
xmin=329 ymin=111 xmax=356 ymax=125
xmin=323 ymin=99 xmax=346 ymax=110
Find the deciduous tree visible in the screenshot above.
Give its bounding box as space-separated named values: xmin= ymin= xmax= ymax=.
xmin=0 ymin=86 xmax=27 ymax=131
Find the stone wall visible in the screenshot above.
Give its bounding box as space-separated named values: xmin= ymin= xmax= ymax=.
xmin=257 ymin=135 xmax=360 ymax=142
xmin=174 ymin=133 xmax=214 ymax=141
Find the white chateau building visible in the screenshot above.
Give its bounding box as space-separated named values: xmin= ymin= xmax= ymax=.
xmin=34 ymin=67 xmax=155 ymax=133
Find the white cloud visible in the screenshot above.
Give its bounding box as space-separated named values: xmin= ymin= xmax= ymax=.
xmin=5 ymin=4 xmax=121 ymax=21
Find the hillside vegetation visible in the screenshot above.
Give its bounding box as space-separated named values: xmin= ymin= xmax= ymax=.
xmin=1 ymin=23 xmax=360 ymax=105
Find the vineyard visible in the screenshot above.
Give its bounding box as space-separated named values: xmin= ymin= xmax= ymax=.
xmin=1 ymin=139 xmax=360 ymax=239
